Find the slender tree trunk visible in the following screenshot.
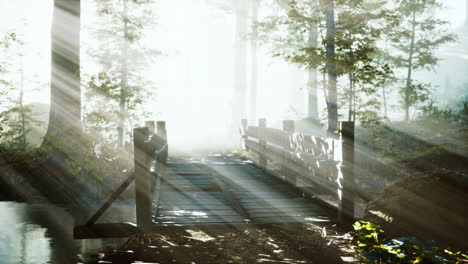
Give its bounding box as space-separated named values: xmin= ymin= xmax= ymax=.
xmin=465 ymin=0 xmax=468 ymax=30
xmin=118 ymin=0 xmax=128 ymax=147
xmin=307 ymin=21 xmax=319 ymax=122
xmin=43 ymin=0 xmax=81 ymax=147
xmin=348 ymin=72 xmax=353 ymax=122
xmin=382 ymin=82 xmax=388 ymax=118
xmin=232 ymin=0 xmax=248 ymax=126
xmin=19 ymin=55 xmax=26 ymax=148
xmin=325 ymin=0 xmax=338 ymax=137
xmin=249 ymin=0 xmax=259 ymax=122
xmin=404 ymin=7 xmax=417 ymax=121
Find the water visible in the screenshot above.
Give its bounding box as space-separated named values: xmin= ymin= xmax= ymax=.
xmin=0 ymin=202 xmax=127 ymax=264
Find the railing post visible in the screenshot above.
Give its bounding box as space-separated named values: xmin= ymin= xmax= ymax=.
xmin=145 ymin=121 xmax=156 ymax=135
xmin=258 ymin=118 xmax=267 ymax=169
xmin=134 ymin=127 xmax=151 ymax=231
xmin=157 ymin=121 xmax=168 ymax=164
xmin=339 ymin=121 xmax=355 ymax=222
xmin=240 ymin=119 xmax=248 ymax=150
xmin=282 ymin=120 xmax=295 ymax=185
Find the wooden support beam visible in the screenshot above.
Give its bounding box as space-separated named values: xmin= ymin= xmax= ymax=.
xmin=74 ymin=223 xmax=141 ymax=239
xmin=134 ymin=127 xmax=152 ymax=232
xmin=85 ymin=169 xmax=135 ymax=226
xmin=339 ymin=121 xmax=355 ymax=222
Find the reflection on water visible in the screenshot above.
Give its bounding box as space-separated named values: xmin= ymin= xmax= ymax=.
xmin=0 ymin=202 xmax=127 ymax=264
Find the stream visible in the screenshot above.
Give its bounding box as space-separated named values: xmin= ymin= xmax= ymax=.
xmin=0 ymin=202 xmax=128 ymax=264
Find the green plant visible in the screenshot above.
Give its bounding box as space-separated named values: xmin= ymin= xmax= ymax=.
xmin=352 ymin=221 xmax=468 ymax=263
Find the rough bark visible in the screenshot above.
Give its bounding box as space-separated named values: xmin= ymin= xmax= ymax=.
xmin=43 ymin=0 xmax=81 ymax=148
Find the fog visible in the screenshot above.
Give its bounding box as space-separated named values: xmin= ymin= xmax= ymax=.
xmin=1 ymin=0 xmax=467 ymax=154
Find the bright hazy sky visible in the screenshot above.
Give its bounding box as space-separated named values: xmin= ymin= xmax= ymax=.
xmin=0 ymin=0 xmax=466 ymax=149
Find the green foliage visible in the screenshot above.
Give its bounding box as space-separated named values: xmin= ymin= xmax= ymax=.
xmin=419 ymin=101 xmax=468 ymax=125
xmin=353 ymin=221 xmax=468 ymax=263
xmin=254 ymin=0 xmax=396 ymax=126
xmin=387 ymin=0 xmax=456 ymax=117
xmin=84 ymin=0 xmax=159 ymax=148
xmin=0 ymin=31 xmax=43 ymax=150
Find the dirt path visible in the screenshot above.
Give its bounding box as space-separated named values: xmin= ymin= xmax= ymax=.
xmin=90 ymin=223 xmax=356 ymax=264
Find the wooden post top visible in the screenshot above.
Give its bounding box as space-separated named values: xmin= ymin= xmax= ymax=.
xmin=241 ymin=119 xmax=248 ymax=128
xmin=283 ymin=120 xmax=294 ymax=132
xmin=339 ymin=121 xmax=355 ymax=140
xmin=133 ymin=127 xmax=149 ymax=146
xmin=157 ymin=121 xmax=166 ymax=130
xmin=258 ymin=118 xmax=266 ymax=127
xmin=145 ymin=121 xmax=155 ymax=134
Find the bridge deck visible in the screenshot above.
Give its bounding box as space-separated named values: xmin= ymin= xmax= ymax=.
xmin=153 ymin=156 xmax=336 ymax=225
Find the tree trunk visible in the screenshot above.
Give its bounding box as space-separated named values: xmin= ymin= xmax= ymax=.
xmin=465 ymin=0 xmax=468 ymax=30
xmin=19 ymin=55 xmax=26 ymax=148
xmin=118 ymin=0 xmax=129 ymax=147
xmin=348 ymin=72 xmax=353 ymax=122
xmin=325 ymin=0 xmax=338 ymax=137
xmin=43 ymin=0 xmax=81 ymax=148
xmin=232 ymin=0 xmax=248 ymax=126
xmin=249 ymin=0 xmax=259 ymax=122
xmin=307 ymin=21 xmax=319 ymax=122
xmin=382 ymin=82 xmax=388 ymax=118
xmin=404 ymin=7 xmax=417 ymax=121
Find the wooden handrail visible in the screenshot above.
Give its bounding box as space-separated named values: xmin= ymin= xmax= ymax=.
xmin=134 ymin=121 xmax=168 ymax=231
xmin=82 ymin=120 xmax=168 ymax=231
xmin=241 ymin=118 xmax=355 ymax=222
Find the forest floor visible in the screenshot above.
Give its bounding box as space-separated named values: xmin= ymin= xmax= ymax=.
xmin=89 ymin=222 xmax=356 ymax=264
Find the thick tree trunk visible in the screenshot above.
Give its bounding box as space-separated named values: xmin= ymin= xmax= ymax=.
xmin=232 ymin=0 xmax=248 ymax=126
xmin=118 ymin=0 xmax=129 ymax=147
xmin=404 ymin=7 xmax=417 ymax=121
xmin=249 ymin=0 xmax=259 ymax=122
xmin=43 ymin=0 xmax=81 ymax=147
xmin=325 ymin=0 xmax=338 ymax=137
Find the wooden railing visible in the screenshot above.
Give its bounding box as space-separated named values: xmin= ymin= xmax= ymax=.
xmin=81 ymin=120 xmax=168 ymax=233
xmin=134 ymin=121 xmax=168 ymax=231
xmin=240 ymin=118 xmax=355 ymax=222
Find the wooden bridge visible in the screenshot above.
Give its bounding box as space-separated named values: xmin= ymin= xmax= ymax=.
xmin=74 ymin=119 xmax=355 ymax=239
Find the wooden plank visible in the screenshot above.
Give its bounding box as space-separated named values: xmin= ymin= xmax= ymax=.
xmin=158 ymin=210 xmax=241 ymax=217
xmin=250 ymin=216 xmax=333 ymax=223
xmin=85 ymin=169 xmax=135 ymax=226
xmin=246 ymin=207 xmax=323 ymax=213
xmin=158 ymin=205 xmax=234 ymax=210
xmin=74 ymin=223 xmax=141 ymax=239
xmin=156 ymin=216 xmax=245 ymax=223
